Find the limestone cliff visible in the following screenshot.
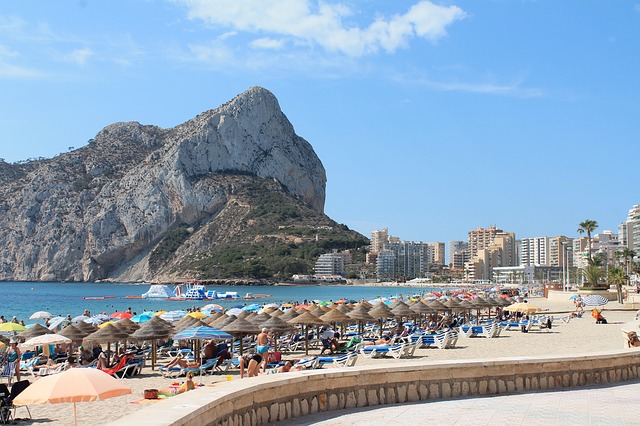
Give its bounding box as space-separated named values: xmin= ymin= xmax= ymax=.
xmin=0 ymin=87 xmax=354 ymax=282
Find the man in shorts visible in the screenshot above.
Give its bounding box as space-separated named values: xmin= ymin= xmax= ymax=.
xmin=256 ymin=328 xmax=271 ymax=372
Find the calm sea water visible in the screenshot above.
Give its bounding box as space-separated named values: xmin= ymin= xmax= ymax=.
xmin=0 ymin=282 xmax=445 ymax=323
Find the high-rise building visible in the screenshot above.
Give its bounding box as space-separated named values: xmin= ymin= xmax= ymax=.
xmin=548 ymin=236 xmax=573 ymax=268
xmin=468 ymin=226 xmax=503 ymax=260
xmin=376 ymin=241 xmax=431 ymax=281
xmin=619 ymin=205 xmax=640 ymax=254
xmin=370 ymin=229 xmax=389 ymax=254
xmin=448 ymin=241 xmax=469 ymax=270
xmin=314 ymin=251 xmax=350 ymax=277
xmin=465 ymin=226 xmax=516 ymax=281
xmin=426 ymin=242 xmax=445 ymax=265
xmin=519 ymin=237 xmax=549 ymax=266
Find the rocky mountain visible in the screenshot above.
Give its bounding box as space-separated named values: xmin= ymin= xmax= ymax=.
xmin=0 ymin=87 xmax=367 ymax=282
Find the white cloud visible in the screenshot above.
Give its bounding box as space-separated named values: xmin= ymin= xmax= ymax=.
xmin=63 ymin=47 xmax=93 ymax=65
xmin=397 ymin=72 xmax=544 ymax=98
xmin=174 ymin=0 xmax=466 ymax=56
xmin=0 ymin=61 xmax=42 ymax=79
xmin=250 ymin=38 xmax=285 ymax=50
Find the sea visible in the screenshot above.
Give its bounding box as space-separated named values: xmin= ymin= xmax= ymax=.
xmin=1 ymin=282 xmax=452 ymax=323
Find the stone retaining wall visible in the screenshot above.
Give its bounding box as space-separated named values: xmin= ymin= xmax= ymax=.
xmin=108 ymin=350 xmax=640 ymax=426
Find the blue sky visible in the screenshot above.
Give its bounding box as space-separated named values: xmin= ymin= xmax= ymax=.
xmin=1 ymin=1 xmax=638 ymax=244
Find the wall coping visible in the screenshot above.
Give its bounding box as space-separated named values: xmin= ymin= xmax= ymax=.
xmin=107 ymin=349 xmax=640 ymax=426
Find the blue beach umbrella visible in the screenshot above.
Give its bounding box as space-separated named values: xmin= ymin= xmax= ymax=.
xmin=568 ymin=295 xmax=580 ymax=300
xmin=131 ymin=312 xmax=154 ymax=323
xmin=173 ymin=326 xmax=233 ymax=341
xmin=243 ymin=304 xmax=261 ymax=312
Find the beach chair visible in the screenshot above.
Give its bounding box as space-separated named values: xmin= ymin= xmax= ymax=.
xmin=445 ymin=330 xmax=458 ymax=348
xmin=99 ymin=355 xmax=132 ymax=379
xmin=401 ymin=341 xmax=419 ymax=358
xmin=318 ymin=352 xmax=358 ymax=368
xmin=293 ymin=356 xmax=320 ymax=369
xmin=3 ymin=380 xmax=31 ymax=423
xmin=36 ymin=362 xmax=69 ymax=377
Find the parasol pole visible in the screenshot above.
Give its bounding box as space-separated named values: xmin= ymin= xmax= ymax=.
xmin=74 ymin=402 xmax=78 ymax=426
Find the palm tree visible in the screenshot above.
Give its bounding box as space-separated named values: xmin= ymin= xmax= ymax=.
xmin=577 ymin=219 xmax=598 ymax=264
xmin=607 ymin=266 xmax=626 ymax=303
xmin=621 ymin=247 xmax=637 ymax=276
xmin=582 ymin=264 xmax=603 ymax=287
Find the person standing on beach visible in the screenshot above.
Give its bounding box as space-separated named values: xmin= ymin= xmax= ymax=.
xmin=256 ymin=328 xmax=270 ymax=372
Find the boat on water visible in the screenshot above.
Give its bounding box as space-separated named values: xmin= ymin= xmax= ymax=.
xmin=134 ymin=282 xmax=242 ymax=301
xmin=141 ymin=284 xmax=175 ymax=299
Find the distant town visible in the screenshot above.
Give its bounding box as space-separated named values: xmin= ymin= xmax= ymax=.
xmin=299 ymin=204 xmax=640 ymax=287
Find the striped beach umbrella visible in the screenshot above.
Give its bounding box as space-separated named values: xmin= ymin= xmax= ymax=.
xmin=581 ymin=294 xmax=609 ymax=307
xmin=173 ymin=326 xmax=233 ymax=341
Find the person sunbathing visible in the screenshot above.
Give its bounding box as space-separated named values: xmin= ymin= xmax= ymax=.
xmin=265 ymin=361 xmax=303 ymax=375
xmin=164 ymin=356 xmax=200 ymax=370
xmin=627 ymin=331 xmax=640 ymax=348
xmin=364 ymin=335 xmax=392 ymax=346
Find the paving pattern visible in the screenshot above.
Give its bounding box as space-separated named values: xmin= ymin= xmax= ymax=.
xmin=279 ymin=380 xmax=640 ymax=426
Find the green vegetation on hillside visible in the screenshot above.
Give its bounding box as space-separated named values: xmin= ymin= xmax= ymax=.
xmin=149 ymin=224 xmax=191 ymax=271
xmin=186 ymin=235 xmax=368 ymax=279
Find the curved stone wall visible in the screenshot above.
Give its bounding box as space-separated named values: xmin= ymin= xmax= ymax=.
xmin=108 ymin=349 xmax=640 ymax=426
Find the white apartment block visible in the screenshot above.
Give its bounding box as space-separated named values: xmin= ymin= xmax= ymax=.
xmin=619 ymin=204 xmax=640 ymax=254
xmin=519 ymin=237 xmax=549 ymax=266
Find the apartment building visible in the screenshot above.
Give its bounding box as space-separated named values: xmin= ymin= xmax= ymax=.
xmin=519 ymin=237 xmax=549 ymax=266
xmin=465 ymin=227 xmax=516 ymax=281
xmin=426 ymin=242 xmax=446 ymax=266
xmin=376 ymin=241 xmax=431 ymax=281
xmin=314 ymin=250 xmax=351 ymax=277
xmin=548 ymin=236 xmax=573 ymax=268
xmin=619 ymin=204 xmax=640 ymax=254
xmin=449 ymin=240 xmax=470 ymax=270
xmin=468 ymin=226 xmax=503 ymax=260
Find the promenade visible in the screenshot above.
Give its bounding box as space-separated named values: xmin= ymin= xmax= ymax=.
xmin=282 ymin=379 xmax=640 ymax=425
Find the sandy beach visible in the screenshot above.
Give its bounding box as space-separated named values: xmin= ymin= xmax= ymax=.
xmin=13 ymin=296 xmax=639 ymax=425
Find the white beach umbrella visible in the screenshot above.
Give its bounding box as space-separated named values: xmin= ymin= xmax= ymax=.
xmin=30 ymin=311 xmax=53 ymax=320
xmin=160 ymin=311 xmax=187 ymax=322
xmin=20 ymin=334 xmax=72 ymax=350
xmin=48 ymin=317 xmax=70 ymax=330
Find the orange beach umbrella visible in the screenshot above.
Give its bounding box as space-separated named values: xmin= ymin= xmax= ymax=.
xmin=13 ymin=368 xmax=132 ymax=426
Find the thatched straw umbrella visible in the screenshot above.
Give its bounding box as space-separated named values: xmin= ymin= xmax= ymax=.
xmin=259 ymin=316 xmax=295 ymax=352
xmin=236 ymin=310 xmax=251 ymax=319
xmin=319 ymin=308 xmax=353 ymax=342
xmin=74 ymin=321 xmax=97 ymax=334
xmin=269 ymin=309 xmax=284 ymax=318
xmin=131 ymin=316 xmax=173 ymax=370
xmin=250 ymin=312 xmax=272 ymax=326
xmin=204 ymin=312 xmax=223 ymax=324
xmin=279 ymin=309 xmax=299 ymax=322
xmin=114 ymin=318 xmax=140 ymax=334
xmin=58 ymin=325 xmax=89 ymax=343
xmin=18 ymin=323 xmax=53 ymax=341
xmin=336 ymin=304 xmax=353 ymax=314
xmin=83 ymin=323 xmax=130 ymax=361
xmin=347 ymin=305 xmax=375 ymax=336
xmin=222 ymin=317 xmax=260 ymax=355
xmin=173 ymin=316 xmax=199 ymax=333
xmin=287 ymin=311 xmax=327 ymax=355
xmin=367 ymin=303 xmax=394 ymax=337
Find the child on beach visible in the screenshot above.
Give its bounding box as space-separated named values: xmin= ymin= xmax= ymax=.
xmin=158 ymin=372 xmax=195 ymax=396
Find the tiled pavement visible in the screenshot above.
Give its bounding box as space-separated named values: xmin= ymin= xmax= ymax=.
xmin=279 ymin=380 xmax=640 ymax=425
